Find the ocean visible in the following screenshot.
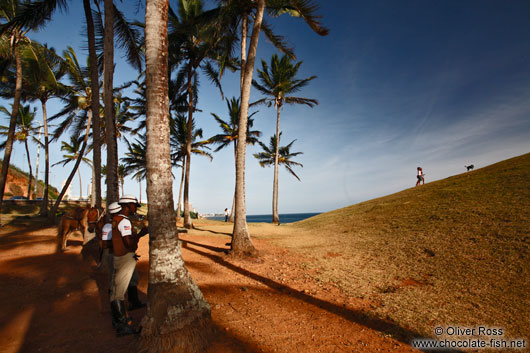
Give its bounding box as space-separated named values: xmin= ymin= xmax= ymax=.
xmin=207 ymin=212 xmax=320 ymax=224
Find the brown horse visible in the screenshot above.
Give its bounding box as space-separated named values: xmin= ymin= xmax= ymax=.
xmin=57 ymin=206 xmax=102 ymax=251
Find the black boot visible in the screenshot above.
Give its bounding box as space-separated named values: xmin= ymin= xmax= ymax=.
xmin=127 ymin=286 xmax=146 ymax=311
xmin=111 ymin=300 xmax=136 ymax=337
xmin=111 ymin=301 xmax=132 ymax=328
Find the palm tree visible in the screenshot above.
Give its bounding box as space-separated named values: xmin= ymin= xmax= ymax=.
xmin=219 ymin=0 xmax=328 ymax=254
xmin=170 ymin=114 xmax=212 ymax=225
xmin=83 ymin=0 xmax=102 ymax=209
xmin=140 ymin=0 xmax=211 ymax=350
xmin=52 ymin=135 xmax=92 ymax=200
xmin=47 ymin=47 xmax=94 ymax=220
xmin=117 ymin=164 xmax=126 ymax=196
xmin=209 ymin=96 xmax=261 ymax=222
xmin=254 ymin=132 xmax=303 ymax=221
xmin=0 ymin=103 xmax=40 ymax=199
xmin=121 ymin=137 xmax=147 ymax=203
xmin=0 ymin=0 xmax=34 ymax=210
xmin=168 ymin=0 xmax=227 ymax=229
xmin=14 ymin=42 xmax=66 ymax=216
xmin=1 ymin=0 xmax=143 ymax=209
xmin=252 ymin=53 xmax=316 ymax=223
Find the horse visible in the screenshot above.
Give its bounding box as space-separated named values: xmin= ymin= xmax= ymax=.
xmin=57 ymin=206 xmax=103 ymax=251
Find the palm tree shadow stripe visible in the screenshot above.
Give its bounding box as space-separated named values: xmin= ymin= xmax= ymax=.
xmin=182 ymin=242 xmax=424 ymax=345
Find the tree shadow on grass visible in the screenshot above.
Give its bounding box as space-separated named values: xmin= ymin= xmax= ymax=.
xmin=180 ymin=237 xmax=426 ymax=346
xmin=181 ymin=238 xmax=229 ymax=254
xmin=191 ymin=226 xmax=232 ymax=237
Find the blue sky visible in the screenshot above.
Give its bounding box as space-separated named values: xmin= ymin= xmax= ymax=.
xmin=2 ymin=0 xmax=530 ymax=215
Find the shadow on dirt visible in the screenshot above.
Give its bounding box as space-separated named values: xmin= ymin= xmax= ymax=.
xmin=191 ymin=226 xmax=232 ymax=237
xmin=180 ymin=236 xmax=424 ymax=346
xmin=0 ymin=228 xmax=269 ymax=353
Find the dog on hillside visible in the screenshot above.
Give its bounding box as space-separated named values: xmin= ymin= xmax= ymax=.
xmin=465 ymin=165 xmax=474 ymax=172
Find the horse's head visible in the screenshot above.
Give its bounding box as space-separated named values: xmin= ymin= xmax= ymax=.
xmin=86 ymin=207 xmax=101 ymax=233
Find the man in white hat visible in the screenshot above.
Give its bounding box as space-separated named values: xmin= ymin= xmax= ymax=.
xmin=109 ymin=195 xmax=148 ymax=336
xmin=99 ymin=202 xmax=121 ymax=292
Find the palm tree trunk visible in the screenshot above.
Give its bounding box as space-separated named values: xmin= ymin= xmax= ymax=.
xmin=83 ymin=0 xmax=102 ymax=209
xmin=240 ymin=12 xmax=247 ymax=90
xmin=104 ymin=0 xmax=119 ymax=204
xmin=40 ymin=100 xmax=50 ymax=217
xmin=176 ymin=158 xmax=185 ymax=225
xmin=232 ymin=0 xmax=265 ymax=255
xmin=90 ymin=163 xmax=96 ymax=207
xmin=49 ymin=110 xmax=93 ymax=222
xmin=272 ymin=103 xmax=281 ymax=224
xmin=229 ymin=141 xmax=237 ymax=222
xmin=35 ymin=126 xmax=42 ymax=197
xmin=232 ymin=11 xmax=246 ymax=225
xmin=24 ymin=139 xmax=33 ymax=199
xmin=138 ymin=176 xmax=142 ymax=203
xmin=78 ymin=168 xmax=83 ymax=199
xmin=183 ymin=68 xmax=194 ymax=229
xmin=0 ymin=40 xmax=22 ymax=212
xmin=140 ymin=2 xmax=211 ymax=350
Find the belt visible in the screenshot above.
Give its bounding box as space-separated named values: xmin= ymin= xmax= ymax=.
xmin=102 ymin=240 xmax=113 ymax=249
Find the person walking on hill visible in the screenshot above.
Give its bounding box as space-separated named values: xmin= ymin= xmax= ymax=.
xmin=109 ymin=195 xmax=148 ymax=336
xmin=416 ymin=167 xmax=425 ymax=186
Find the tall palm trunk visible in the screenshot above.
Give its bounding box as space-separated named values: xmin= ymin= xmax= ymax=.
xmin=138 ymin=176 xmax=142 ymax=203
xmin=24 ymin=139 xmax=33 ymax=199
xmin=140 ymin=1 xmax=211 ymax=351
xmin=90 ymin=163 xmax=96 ymax=206
xmin=0 ymin=41 xmax=22 ymax=211
xmin=272 ymin=102 xmax=281 ymax=224
xmin=35 ymin=126 xmax=42 ymax=197
xmin=104 ymin=0 xmax=118 ymax=204
xmin=49 ymin=111 xmax=93 ymax=222
xmin=229 ymin=12 xmax=247 ymax=225
xmin=228 ymin=141 xmax=237 ymax=222
xmin=183 ymin=68 xmax=194 ymax=229
xmin=176 ymin=157 xmax=186 ymax=225
xmin=83 ymin=0 xmax=102 ymax=208
xmin=231 ymin=0 xmax=266 ymax=255
xmin=78 ymin=167 xmax=83 ymax=199
xmin=40 ymin=100 xmax=50 ymax=217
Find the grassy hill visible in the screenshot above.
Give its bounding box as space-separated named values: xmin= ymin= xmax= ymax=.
xmin=272 ymin=153 xmax=530 ymax=340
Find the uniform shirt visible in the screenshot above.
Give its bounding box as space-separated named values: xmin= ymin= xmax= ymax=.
xmin=101 ymin=223 xmax=112 ymax=241
xmin=117 ymin=215 xmax=133 ymax=237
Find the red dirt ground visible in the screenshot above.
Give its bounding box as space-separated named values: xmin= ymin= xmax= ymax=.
xmin=0 ymin=220 xmax=420 ymax=353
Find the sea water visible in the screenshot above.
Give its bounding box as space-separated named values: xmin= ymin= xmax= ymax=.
xmin=208 ymin=212 xmax=320 ymax=224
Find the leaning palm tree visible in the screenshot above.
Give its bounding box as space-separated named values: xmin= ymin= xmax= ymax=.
xmin=209 ymin=96 xmax=261 ymax=221
xmin=252 ymin=53 xmax=317 ymax=224
xmin=254 ymin=132 xmax=303 ymax=221
xmin=47 ymin=47 xmax=95 ymax=220
xmin=0 ymin=103 xmax=40 ymax=199
xmin=140 ymin=0 xmax=211 ymax=350
xmin=52 ymin=135 xmax=92 ymax=200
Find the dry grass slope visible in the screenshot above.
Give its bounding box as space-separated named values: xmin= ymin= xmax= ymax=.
xmin=272 ymin=153 xmax=530 ymax=341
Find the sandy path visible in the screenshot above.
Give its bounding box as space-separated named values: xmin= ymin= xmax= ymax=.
xmin=0 ymin=220 xmax=418 ymax=352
